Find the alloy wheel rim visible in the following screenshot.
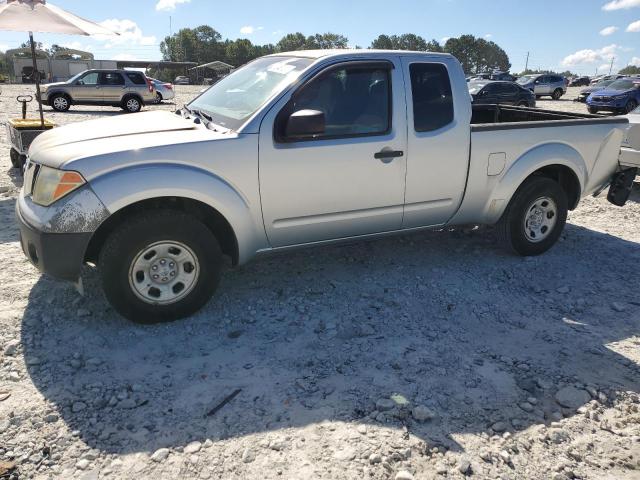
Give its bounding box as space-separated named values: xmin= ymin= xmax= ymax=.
xmin=53 ymin=97 xmax=67 ymax=109
xmin=128 ymin=241 xmax=200 ymax=305
xmin=127 ymin=99 xmax=140 ymax=111
xmin=523 ymin=196 xmax=558 ymax=243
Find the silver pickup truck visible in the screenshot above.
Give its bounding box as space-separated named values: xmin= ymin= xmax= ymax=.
xmin=16 ymin=50 xmax=636 ymax=323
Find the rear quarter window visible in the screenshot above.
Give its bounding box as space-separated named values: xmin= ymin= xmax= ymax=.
xmin=409 ymin=63 xmax=454 ymax=132
xmin=126 ymin=72 xmax=147 ymax=85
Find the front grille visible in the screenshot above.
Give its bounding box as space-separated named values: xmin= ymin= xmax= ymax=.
xmin=592 ymin=96 xmax=612 ymax=102
xmin=23 ymin=161 xmax=40 ymax=196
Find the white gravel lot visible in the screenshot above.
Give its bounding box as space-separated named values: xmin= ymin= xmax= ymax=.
xmin=0 ymin=84 xmax=639 ymax=480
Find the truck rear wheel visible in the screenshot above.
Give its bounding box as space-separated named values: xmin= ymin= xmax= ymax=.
xmin=98 ymin=210 xmax=222 ymax=323
xmin=552 ymin=89 xmax=563 ymax=100
xmin=497 ymin=177 xmax=568 ymax=256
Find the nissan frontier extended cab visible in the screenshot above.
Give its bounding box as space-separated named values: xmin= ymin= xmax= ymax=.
xmin=16 ymin=50 xmax=637 ymax=323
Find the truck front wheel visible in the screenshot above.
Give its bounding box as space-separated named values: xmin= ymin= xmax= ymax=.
xmin=98 ymin=210 xmax=222 ymax=323
xmin=497 ymin=177 xmax=568 ymax=256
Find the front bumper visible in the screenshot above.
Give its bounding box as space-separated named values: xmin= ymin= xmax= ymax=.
xmin=16 ymin=201 xmax=92 ymax=281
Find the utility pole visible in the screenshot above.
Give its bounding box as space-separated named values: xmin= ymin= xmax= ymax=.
xmin=524 ymin=51 xmax=529 ymax=72
xmin=609 ymin=56 xmax=615 ymax=75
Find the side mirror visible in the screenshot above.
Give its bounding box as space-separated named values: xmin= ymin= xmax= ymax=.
xmin=285 ymin=109 xmax=325 ymax=139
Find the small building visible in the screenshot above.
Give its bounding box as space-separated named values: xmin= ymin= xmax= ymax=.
xmin=189 ymin=61 xmax=235 ymax=85
xmin=6 ymin=48 xmax=196 ymax=84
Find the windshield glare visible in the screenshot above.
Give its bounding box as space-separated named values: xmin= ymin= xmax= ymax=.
xmin=188 ymin=56 xmax=313 ymax=130
xmin=607 ymin=79 xmax=637 ymax=91
xmin=516 ymin=75 xmax=535 ymax=85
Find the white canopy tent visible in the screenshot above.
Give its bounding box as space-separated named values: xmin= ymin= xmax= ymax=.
xmin=0 ymin=0 xmax=117 ymax=126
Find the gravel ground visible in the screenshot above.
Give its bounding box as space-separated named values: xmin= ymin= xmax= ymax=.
xmin=1 ymin=84 xmax=639 ymax=480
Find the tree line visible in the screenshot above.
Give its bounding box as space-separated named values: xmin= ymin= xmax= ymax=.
xmin=159 ymin=27 xmax=512 ymax=75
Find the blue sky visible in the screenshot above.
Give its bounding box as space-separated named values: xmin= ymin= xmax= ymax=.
xmin=1 ymin=0 xmax=639 ymax=74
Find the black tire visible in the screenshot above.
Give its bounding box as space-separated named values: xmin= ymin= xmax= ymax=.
xmin=552 ymin=89 xmax=563 ymax=100
xmin=154 ymin=92 xmax=163 ymax=104
xmin=625 ymin=99 xmax=638 ymax=114
xmin=10 ymin=148 xmax=21 ymax=168
xmin=497 ymin=176 xmax=568 ymax=256
xmin=50 ymin=93 xmax=70 ymax=112
xmin=122 ymin=95 xmax=142 ymax=113
xmin=98 ymin=210 xmax=222 ymax=323
xmin=517 ymin=101 xmax=528 ymax=107
xmin=588 ymin=106 xmax=599 ymax=114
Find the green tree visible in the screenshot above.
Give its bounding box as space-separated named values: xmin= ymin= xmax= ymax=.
xmin=276 ymin=32 xmax=308 ymax=52
xmin=444 ymin=35 xmax=510 ymax=73
xmin=619 ymin=65 xmax=640 ymax=75
xmin=306 ymin=33 xmax=348 ymax=49
xmin=370 ymin=33 xmax=428 ymax=51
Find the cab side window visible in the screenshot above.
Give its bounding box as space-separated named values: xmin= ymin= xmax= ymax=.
xmin=287 ymin=65 xmax=391 ymax=139
xmin=126 ymin=72 xmax=146 ymax=85
xmin=409 ymin=63 xmax=454 ymax=132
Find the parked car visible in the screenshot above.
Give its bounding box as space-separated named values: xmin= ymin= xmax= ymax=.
xmin=590 ymin=74 xmax=624 ymax=85
xmin=516 ymin=74 xmax=567 ymax=99
xmin=575 ymin=79 xmax=616 ymax=103
xmin=40 ymin=69 xmax=155 ymax=113
xmin=149 ymin=78 xmax=175 ymax=103
xmin=174 ymin=75 xmax=190 ymax=85
xmin=468 ymin=80 xmax=536 ymax=107
xmin=587 ymin=77 xmax=640 ymax=114
xmin=570 ymin=76 xmax=590 ymax=87
xmin=17 ymin=50 xmax=634 ymax=323
xmin=21 ymin=66 xmax=46 ymax=84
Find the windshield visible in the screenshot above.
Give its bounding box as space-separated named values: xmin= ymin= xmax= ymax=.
xmin=516 ymin=75 xmax=536 ymax=85
xmin=188 ymin=56 xmax=313 ymax=130
xmin=607 ymin=79 xmax=638 ymax=91
xmin=67 ymin=71 xmax=88 ymax=83
xmin=594 ymin=79 xmax=615 ymax=88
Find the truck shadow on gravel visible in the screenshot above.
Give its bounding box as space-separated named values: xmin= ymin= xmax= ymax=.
xmin=20 ymin=223 xmax=640 ymax=455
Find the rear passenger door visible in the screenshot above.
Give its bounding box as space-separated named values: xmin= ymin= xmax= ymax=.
xmin=496 ymin=83 xmax=518 ymax=105
xmin=400 ymin=57 xmax=472 ymax=228
xmin=99 ymin=72 xmax=126 ymax=103
xmin=535 ymin=76 xmax=550 ymax=95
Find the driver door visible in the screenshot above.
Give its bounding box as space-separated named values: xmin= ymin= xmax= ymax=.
xmin=258 ymin=58 xmax=407 ymax=247
xmin=71 ymin=71 xmax=102 ymax=102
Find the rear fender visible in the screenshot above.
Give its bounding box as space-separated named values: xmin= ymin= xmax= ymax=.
xmin=89 ymin=163 xmax=266 ymax=264
xmin=483 ymin=144 xmax=587 ymax=224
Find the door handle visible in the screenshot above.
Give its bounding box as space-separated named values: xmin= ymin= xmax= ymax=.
xmin=374 ymin=150 xmax=403 ymax=162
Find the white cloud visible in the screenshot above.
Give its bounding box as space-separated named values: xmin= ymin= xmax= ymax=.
xmin=240 ymin=26 xmax=263 ymax=35
xmin=600 ymin=26 xmax=619 ymax=35
xmin=484 ymin=33 xmax=493 ymax=39
xmin=155 ymin=0 xmax=190 ymax=12
xmin=627 ymin=19 xmax=640 ymax=31
xmin=0 ymin=43 xmax=8 ymax=52
xmin=561 ymin=44 xmax=619 ymax=66
xmin=97 ymin=19 xmax=156 ymax=47
xmin=603 ymin=0 xmax=640 ymax=10
xmin=631 ymin=56 xmax=640 ymax=66
xmin=440 ymin=36 xmax=451 ymax=44
xmin=113 ymin=53 xmax=138 ymax=61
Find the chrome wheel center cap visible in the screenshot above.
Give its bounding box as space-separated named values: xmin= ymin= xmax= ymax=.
xmin=150 ymin=257 xmax=177 ymax=284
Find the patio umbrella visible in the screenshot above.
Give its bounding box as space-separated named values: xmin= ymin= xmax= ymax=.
xmin=0 ymin=0 xmax=118 ymax=127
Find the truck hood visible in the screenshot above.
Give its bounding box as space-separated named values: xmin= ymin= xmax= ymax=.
xmin=28 ymin=110 xmax=233 ymax=171
xmin=42 ymin=81 xmax=66 ymax=90
xmin=30 ymin=111 xmax=196 ymax=151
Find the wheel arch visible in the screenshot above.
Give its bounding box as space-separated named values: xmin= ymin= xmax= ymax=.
xmin=86 ymin=163 xmax=266 ymax=266
xmin=484 ymin=143 xmax=586 ymax=224
xmin=85 ymin=196 xmax=239 ymax=266
xmin=121 ymin=92 xmax=144 ymax=106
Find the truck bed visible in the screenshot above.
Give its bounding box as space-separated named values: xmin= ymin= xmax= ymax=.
xmin=471 ymin=104 xmax=628 ymax=131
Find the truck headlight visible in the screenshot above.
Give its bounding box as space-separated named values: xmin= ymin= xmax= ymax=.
xmin=32 ymin=166 xmax=85 ymax=206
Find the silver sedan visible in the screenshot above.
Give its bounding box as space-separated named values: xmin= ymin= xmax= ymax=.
xmin=150 ymin=78 xmax=175 ymax=104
